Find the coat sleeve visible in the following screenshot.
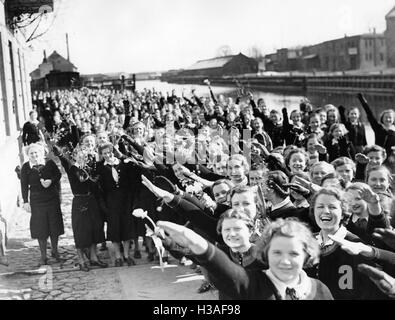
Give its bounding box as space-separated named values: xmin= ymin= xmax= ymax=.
xmin=195 ymin=242 xmax=253 ymax=299
xmin=48 ymin=160 xmax=62 ymax=184
xmin=20 ymin=164 xmax=29 ymax=203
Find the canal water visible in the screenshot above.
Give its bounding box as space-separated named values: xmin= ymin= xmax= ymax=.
xmin=137 ymin=80 xmax=394 ymax=145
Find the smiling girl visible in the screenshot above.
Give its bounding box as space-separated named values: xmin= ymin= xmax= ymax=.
xmin=324 ymin=123 xmax=355 ymax=163
xmin=285 ymin=149 xmax=308 ymax=175
xmin=227 ymin=154 xmax=250 ymax=187
xmin=310 ymin=187 xmax=381 ymax=299
xmin=365 ymin=165 xmax=395 ymax=227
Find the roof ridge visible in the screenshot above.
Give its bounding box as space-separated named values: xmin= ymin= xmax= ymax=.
xmin=386 ymin=5 xmax=395 ymax=18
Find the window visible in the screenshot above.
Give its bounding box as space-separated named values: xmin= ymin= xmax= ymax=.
xmin=366 ymin=53 xmax=369 ymax=60
xmin=380 ymin=53 xmax=384 ymax=61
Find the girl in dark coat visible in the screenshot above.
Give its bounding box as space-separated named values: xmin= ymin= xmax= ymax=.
xmin=338 ymin=105 xmax=367 ymax=154
xmin=324 ymin=123 xmax=355 ymax=163
xmin=22 ymin=110 xmax=43 ymax=146
xmin=53 ymin=144 xmax=107 ymax=271
xmin=310 ymin=187 xmax=388 ymax=299
xmin=20 ymin=143 xmax=64 ymax=266
xmin=96 ymin=143 xmax=141 ymax=267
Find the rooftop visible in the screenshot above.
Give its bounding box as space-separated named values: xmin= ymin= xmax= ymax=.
xmin=386 ymin=5 xmax=395 ymax=18
xmin=185 ymin=55 xmax=236 ymax=70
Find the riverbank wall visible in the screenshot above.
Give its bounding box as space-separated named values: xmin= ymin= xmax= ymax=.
xmin=161 ymin=74 xmax=395 ymax=97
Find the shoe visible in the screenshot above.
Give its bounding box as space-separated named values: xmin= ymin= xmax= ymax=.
xmin=114 ymin=258 xmax=123 ymax=267
xmin=147 ymin=252 xmax=154 ymax=262
xmin=79 ymin=262 xmax=90 ymax=272
xmin=162 ymin=256 xmax=168 ymax=264
xmin=126 ymin=257 xmax=136 ymax=266
xmin=90 ymin=260 xmax=108 ymax=268
xmin=51 ymin=252 xmax=66 ymax=262
xmin=197 ymin=281 xmax=213 ymax=294
xmin=0 ymin=256 xmax=9 ymax=266
xmin=36 ymin=258 xmax=48 ymax=268
xmin=133 ymin=250 xmax=141 ymax=259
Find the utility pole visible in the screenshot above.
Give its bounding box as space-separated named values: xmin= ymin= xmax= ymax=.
xmin=66 ymin=33 xmax=70 ymax=61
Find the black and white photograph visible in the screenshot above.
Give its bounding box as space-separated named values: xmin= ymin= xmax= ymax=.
xmin=0 ymin=0 xmax=395 ymax=304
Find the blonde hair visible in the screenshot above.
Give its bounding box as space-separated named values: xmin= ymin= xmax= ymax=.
xmin=227 ymin=154 xmax=250 ymax=174
xmin=25 ymin=142 xmax=47 ymax=158
xmin=255 ymin=218 xmax=320 ymax=267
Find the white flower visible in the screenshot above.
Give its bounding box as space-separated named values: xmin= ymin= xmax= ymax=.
xmin=132 ymin=208 xmax=148 ymax=219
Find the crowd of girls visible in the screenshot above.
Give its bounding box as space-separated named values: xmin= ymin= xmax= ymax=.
xmin=17 ymin=83 xmax=395 ymax=299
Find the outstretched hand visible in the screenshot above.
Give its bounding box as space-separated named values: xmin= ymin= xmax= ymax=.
xmin=156 ymin=221 xmax=208 ymax=255
xmin=372 ymin=228 xmax=395 ymax=250
xmin=358 ymin=264 xmax=395 ymax=298
xmin=328 ymin=234 xmax=373 ymax=257
xmin=357 ymin=93 xmax=367 ymax=105
xmin=283 ymin=183 xmax=310 ymax=196
xmin=314 ymin=143 xmax=327 ymax=154
xmin=141 ymin=175 xmax=174 ymax=203
xmin=358 ymin=185 xmax=380 ymax=204
xmin=355 ymin=153 xmax=369 ymax=164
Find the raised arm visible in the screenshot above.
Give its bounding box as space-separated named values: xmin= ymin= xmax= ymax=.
xmin=157 ymin=221 xmax=252 ymax=299
xmin=357 ymin=93 xmax=384 ymax=136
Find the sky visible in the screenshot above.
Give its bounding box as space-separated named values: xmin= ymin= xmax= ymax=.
xmin=23 ymin=0 xmax=395 ymax=74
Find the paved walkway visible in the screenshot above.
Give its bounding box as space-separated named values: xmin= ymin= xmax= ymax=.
xmin=0 ymin=164 xmax=216 ymax=300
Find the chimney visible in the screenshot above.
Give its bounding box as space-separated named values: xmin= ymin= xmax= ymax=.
xmin=66 ymin=33 xmax=70 ymax=61
xmin=43 ymin=50 xmax=47 ymax=62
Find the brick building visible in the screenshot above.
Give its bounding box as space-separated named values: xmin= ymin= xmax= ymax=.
xmin=385 ymin=5 xmax=395 ymax=67
xmin=265 ymin=6 xmax=395 ymax=73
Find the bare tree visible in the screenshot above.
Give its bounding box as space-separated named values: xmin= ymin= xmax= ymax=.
xmin=215 ymin=45 xmax=233 ymax=57
xmin=248 ymin=45 xmax=264 ymax=61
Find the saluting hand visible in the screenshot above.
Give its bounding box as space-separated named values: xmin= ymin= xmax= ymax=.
xmin=358 ymin=185 xmax=380 ymax=204
xmin=372 ymin=228 xmax=395 ymax=250
xmin=314 ymin=143 xmax=327 ymax=154
xmin=357 ymin=264 xmax=395 ymax=299
xmin=141 ymin=175 xmax=174 ymax=203
xmin=157 ymin=221 xmax=208 ymax=255
xmin=355 ymin=153 xmax=369 ymax=164
xmin=328 ymin=234 xmax=374 ymax=257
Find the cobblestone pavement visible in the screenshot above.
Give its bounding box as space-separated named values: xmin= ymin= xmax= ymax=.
xmin=0 ymin=165 xmax=216 ymax=300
